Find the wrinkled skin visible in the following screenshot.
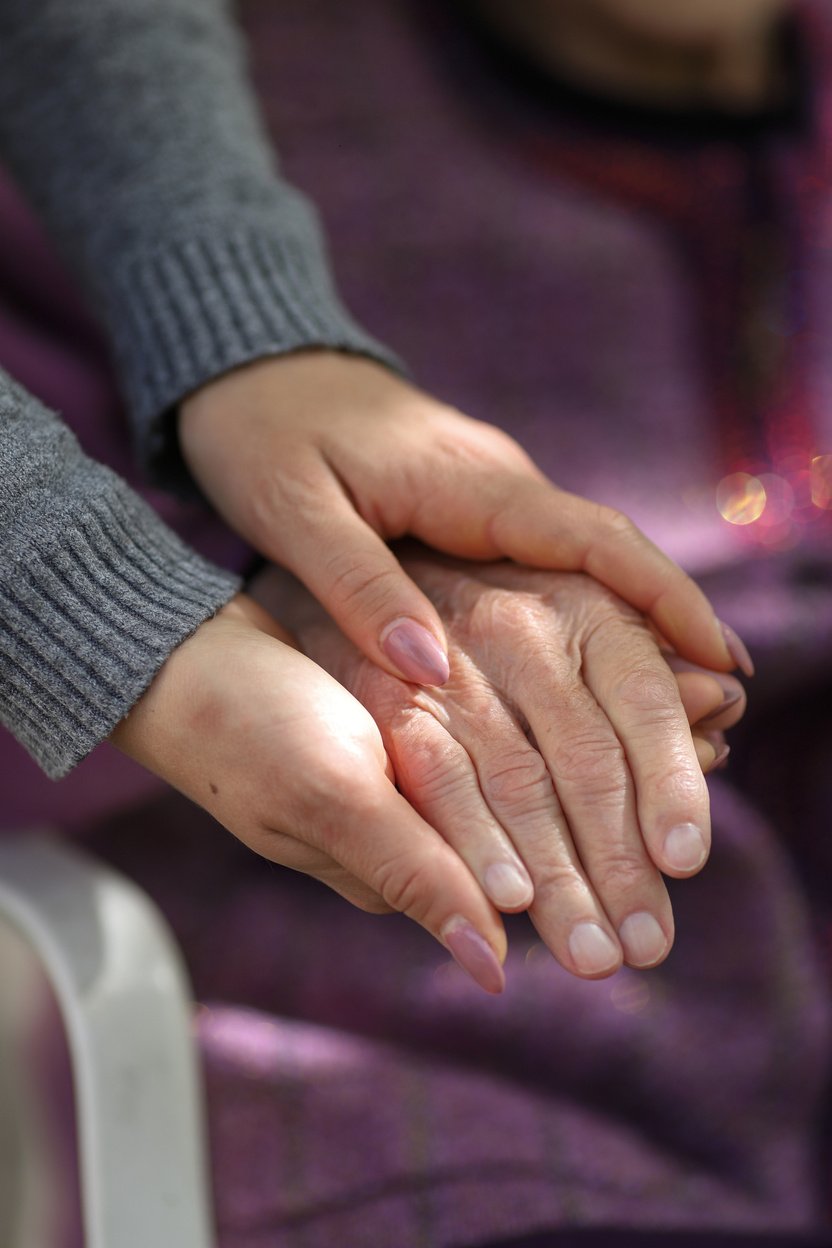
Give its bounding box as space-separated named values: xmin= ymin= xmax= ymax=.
xmin=179 ymin=352 xmax=739 ymax=687
xmin=252 ymin=553 xmax=745 ymax=978
xmin=110 ymin=593 xmax=510 ymax=982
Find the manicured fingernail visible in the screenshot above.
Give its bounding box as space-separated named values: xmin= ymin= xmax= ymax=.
xmin=663 ymin=822 xmax=707 ymax=872
xmin=700 ymin=730 xmax=731 ymax=773
xmin=713 ymin=742 xmax=731 ymax=769
xmin=442 ymin=917 xmax=505 ymax=994
xmin=619 ymin=912 xmax=668 ymax=968
xmin=568 ymin=922 xmax=620 ymax=975
xmin=381 ymin=618 xmax=450 ymax=685
xmin=698 ymin=689 xmax=742 ymax=725
xmin=695 ymin=737 xmax=718 ymax=771
xmin=483 ymin=862 xmax=533 ymax=910
xmin=720 ymin=621 xmax=755 ymax=678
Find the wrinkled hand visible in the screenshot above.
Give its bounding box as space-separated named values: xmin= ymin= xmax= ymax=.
xmin=109 ymin=594 xmax=507 ymax=994
xmin=179 ymin=351 xmax=748 ymax=688
xmin=252 ymin=554 xmax=746 ymax=979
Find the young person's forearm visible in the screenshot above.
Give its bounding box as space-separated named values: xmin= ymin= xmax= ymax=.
xmin=0 ymin=369 xmax=239 ymax=777
xmin=0 ymin=0 xmax=398 ymax=489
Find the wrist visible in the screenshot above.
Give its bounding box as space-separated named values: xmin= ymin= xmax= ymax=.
xmin=109 ymin=593 xmax=297 ymax=765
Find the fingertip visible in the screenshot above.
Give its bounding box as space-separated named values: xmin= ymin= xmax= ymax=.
xmin=719 ymin=620 xmax=755 ymax=678
xmin=441 ymin=916 xmax=506 ymax=994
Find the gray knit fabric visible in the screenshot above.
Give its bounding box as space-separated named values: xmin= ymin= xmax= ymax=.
xmin=0 ymin=371 xmax=241 ymax=777
xmin=0 ymin=0 xmax=398 ymax=485
xmin=0 ymin=0 xmax=399 ymax=776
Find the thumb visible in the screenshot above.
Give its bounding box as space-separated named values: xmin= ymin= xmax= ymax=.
xmin=270 ymin=473 xmax=450 ymax=686
xmin=321 ymin=779 xmax=508 ymax=994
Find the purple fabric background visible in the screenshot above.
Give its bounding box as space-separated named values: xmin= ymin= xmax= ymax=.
xmin=3 ymin=1 xmax=832 ymax=1244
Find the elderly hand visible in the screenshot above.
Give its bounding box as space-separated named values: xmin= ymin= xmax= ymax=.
xmin=109 ymin=593 xmax=507 ymax=994
xmin=179 ymin=351 xmax=750 ymax=688
xmin=252 ymin=552 xmax=746 ymax=980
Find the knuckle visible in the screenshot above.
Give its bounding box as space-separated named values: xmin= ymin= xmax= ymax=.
xmin=371 ymin=851 xmax=436 ymax=919
xmin=531 ymin=859 xmax=586 ymax=906
xmin=301 ymin=767 xmax=383 ymax=842
xmin=650 ymin=765 xmax=709 ymax=811
xmin=403 ymin=741 xmax=470 ymax=806
xmin=482 ymin=750 xmax=553 ymax=810
xmin=611 ymin=664 xmax=679 ymax=715
xmin=600 ymin=506 xmax=640 ymax=543
xmin=468 ymin=588 xmax=545 ymax=646
xmin=248 ymin=455 xmax=319 ymax=530
xmin=324 ymin=548 xmax=399 ymax=616
xmin=556 ymin=734 xmax=626 ymax=794
xmin=591 ymin=847 xmax=650 ymax=893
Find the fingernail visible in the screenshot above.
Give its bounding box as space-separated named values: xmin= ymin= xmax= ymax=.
xmin=619 ymin=912 xmax=668 ymax=968
xmin=483 ymin=862 xmax=534 ymax=910
xmin=700 ymin=730 xmax=731 ymax=773
xmin=720 ymin=621 xmax=755 ymax=678
xmin=381 ymin=618 xmax=450 ymax=685
xmin=695 ymin=737 xmax=718 ymax=771
xmin=663 ymin=822 xmax=707 ymax=872
xmin=568 ymin=922 xmax=620 ymax=975
xmin=698 ymin=689 xmax=743 ymax=725
xmin=442 ymin=917 xmax=506 ymax=994
xmin=713 ymin=742 xmax=731 ymax=770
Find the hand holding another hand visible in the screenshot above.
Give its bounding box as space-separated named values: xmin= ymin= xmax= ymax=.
xmin=253 ymin=552 xmax=745 ymax=980
xmin=110 ymin=594 xmax=508 ymax=994
xmin=179 ymin=351 xmax=749 ymax=687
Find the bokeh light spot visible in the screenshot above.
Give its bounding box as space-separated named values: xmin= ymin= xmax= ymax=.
xmin=715 ymin=472 xmax=766 ymax=525
xmin=756 ymin=473 xmax=794 ymax=526
xmin=811 ymin=454 xmax=832 ymax=509
xmin=610 ymin=976 xmax=651 ymax=1015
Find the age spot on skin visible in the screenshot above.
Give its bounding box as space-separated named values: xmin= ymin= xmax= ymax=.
xmin=210 ymin=782 xmax=219 ymax=795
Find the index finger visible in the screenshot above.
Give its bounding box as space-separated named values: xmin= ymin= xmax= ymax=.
xmin=493 ymin=481 xmax=742 ymax=676
xmin=409 ymin=465 xmax=747 ymax=677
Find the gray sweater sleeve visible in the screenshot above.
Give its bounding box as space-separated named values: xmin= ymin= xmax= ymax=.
xmin=0 ymin=0 xmax=400 ymax=777
xmin=0 ymin=0 xmax=398 ymax=486
xmin=0 ymin=370 xmax=240 ymax=778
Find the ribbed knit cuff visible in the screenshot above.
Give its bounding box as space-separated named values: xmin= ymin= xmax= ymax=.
xmin=105 ymin=209 xmax=405 ymax=490
xmin=0 ymin=468 xmax=240 ymax=778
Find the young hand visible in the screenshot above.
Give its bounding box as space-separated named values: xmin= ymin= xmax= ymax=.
xmin=109 ymin=594 xmax=507 ymax=994
xmin=178 ymin=351 xmax=751 ymax=688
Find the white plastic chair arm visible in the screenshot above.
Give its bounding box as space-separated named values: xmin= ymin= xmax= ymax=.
xmin=0 ymin=835 xmax=215 ymax=1248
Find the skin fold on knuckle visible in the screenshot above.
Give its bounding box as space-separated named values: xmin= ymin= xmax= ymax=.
xmin=607 ymin=662 xmax=683 ymax=719
xmin=597 ymin=505 xmax=642 ymax=547
xmin=369 ymin=848 xmax=444 ymax=922
xmin=589 ymin=846 xmax=661 ymax=898
xmin=528 ymin=858 xmax=591 ymax=911
xmin=553 ymin=733 xmax=628 ymax=799
xmin=481 ymin=750 xmax=553 ymax=812
xmin=395 ymin=736 xmax=474 ymax=811
xmin=247 ymin=454 xmax=321 ymax=537
xmin=467 ymin=588 xmax=551 ymax=654
xmin=323 ymin=549 xmax=403 ymax=618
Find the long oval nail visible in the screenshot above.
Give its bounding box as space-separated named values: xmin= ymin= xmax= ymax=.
xmin=483 ymin=862 xmax=534 ymax=910
xmin=441 ymin=917 xmax=505 ymax=994
xmin=694 ymin=736 xmax=718 ymax=771
xmin=698 ymin=689 xmax=742 ymax=725
xmin=713 ymin=742 xmax=731 ymax=769
xmin=381 ymin=618 xmax=450 ymax=685
xmin=720 ymin=621 xmax=755 ymax=677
